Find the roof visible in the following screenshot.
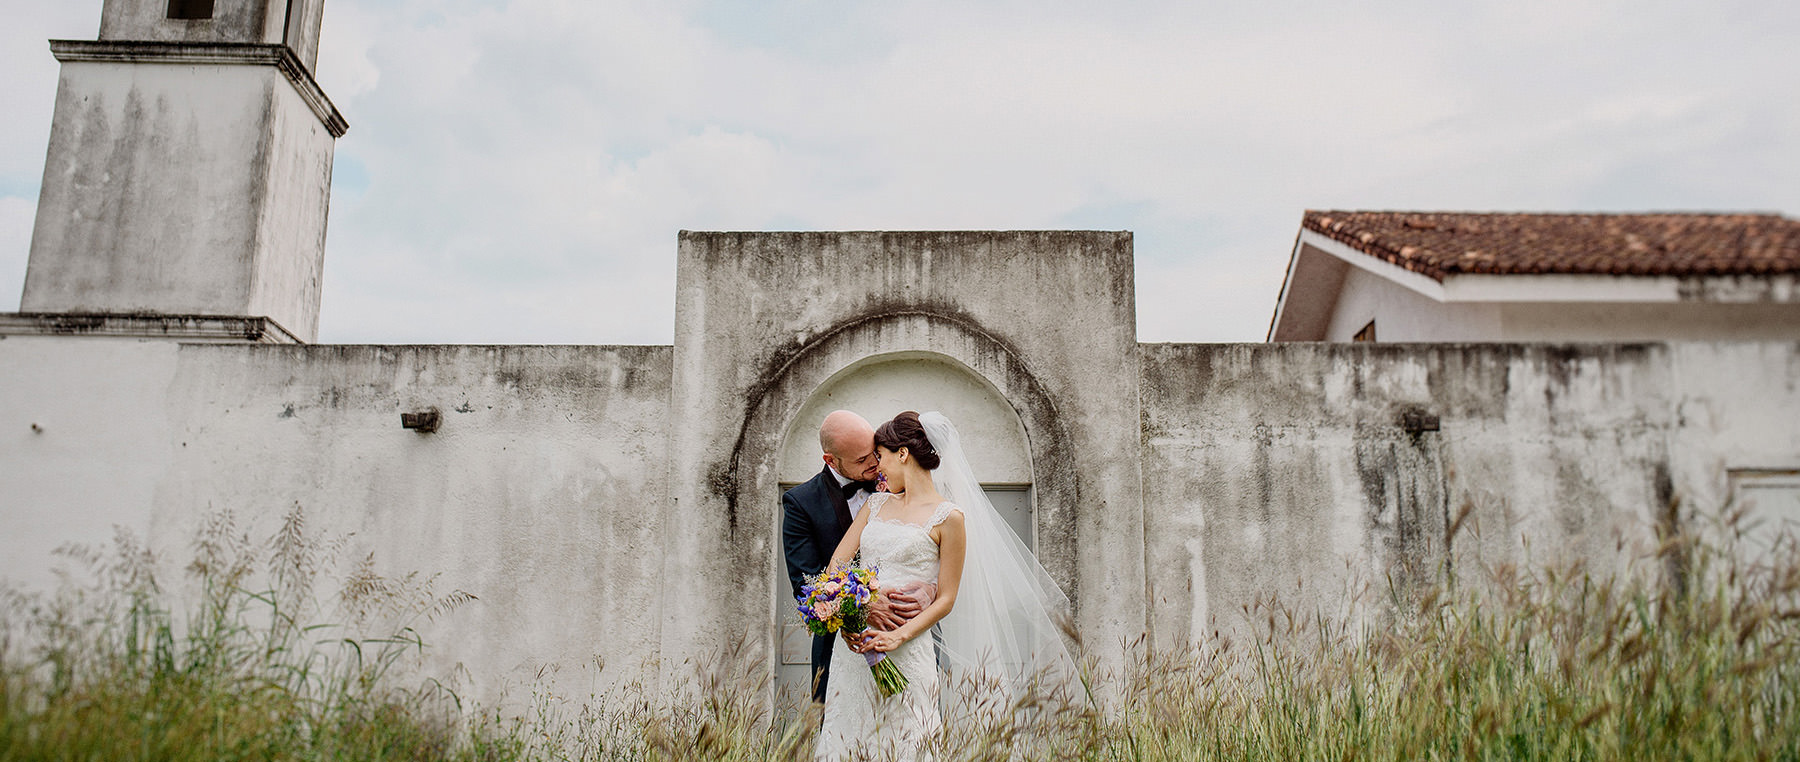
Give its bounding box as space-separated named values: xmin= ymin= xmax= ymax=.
xmin=1302 ymin=211 xmax=1800 ymax=281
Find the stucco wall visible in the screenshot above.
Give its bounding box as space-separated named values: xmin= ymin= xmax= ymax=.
xmin=0 ymin=337 xmax=673 ymax=701
xmin=1139 ymin=341 xmax=1800 ymax=649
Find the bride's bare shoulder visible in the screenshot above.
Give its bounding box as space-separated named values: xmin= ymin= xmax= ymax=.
xmin=929 ymin=501 xmax=964 ymax=527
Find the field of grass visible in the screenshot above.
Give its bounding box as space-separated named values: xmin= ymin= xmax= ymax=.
xmin=3 ymin=505 xmax=1797 ymax=761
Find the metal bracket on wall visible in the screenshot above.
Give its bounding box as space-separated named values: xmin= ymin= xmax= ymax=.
xmin=1399 ymin=409 xmax=1441 ymax=434
xmin=401 ymin=408 xmax=441 ymax=433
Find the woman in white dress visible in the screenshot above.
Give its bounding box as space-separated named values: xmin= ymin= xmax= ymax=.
xmin=817 ymin=411 xmax=964 ymax=760
xmin=816 ymin=411 xmax=1078 ymax=761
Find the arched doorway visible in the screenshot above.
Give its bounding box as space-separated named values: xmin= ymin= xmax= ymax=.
xmin=771 ymin=352 xmax=1035 ymax=706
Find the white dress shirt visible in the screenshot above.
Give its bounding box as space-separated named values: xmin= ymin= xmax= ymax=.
xmin=828 ymin=465 xmax=872 ymax=520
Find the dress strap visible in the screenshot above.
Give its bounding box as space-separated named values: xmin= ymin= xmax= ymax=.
xmin=865 ymin=491 xmax=891 ymax=518
xmin=928 ymin=501 xmax=962 ymax=527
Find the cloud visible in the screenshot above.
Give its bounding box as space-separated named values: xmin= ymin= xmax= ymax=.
xmin=0 ymin=197 xmax=32 ymax=304
xmin=4 ymin=0 xmax=1798 ymax=341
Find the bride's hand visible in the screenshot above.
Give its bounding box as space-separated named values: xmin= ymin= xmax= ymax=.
xmin=860 ymin=629 xmax=905 ymax=653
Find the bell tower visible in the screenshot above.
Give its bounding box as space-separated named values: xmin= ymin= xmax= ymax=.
xmin=15 ymin=0 xmax=346 ymax=343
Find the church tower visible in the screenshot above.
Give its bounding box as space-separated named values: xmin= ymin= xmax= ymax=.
xmin=17 ymin=0 xmax=346 ymax=343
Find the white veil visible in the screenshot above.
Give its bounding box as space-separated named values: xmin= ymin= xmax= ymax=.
xmin=919 ymin=411 xmax=1079 ymax=691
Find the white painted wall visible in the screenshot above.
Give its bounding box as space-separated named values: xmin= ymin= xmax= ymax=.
xmin=1324 ymin=266 xmax=1500 ymax=341
xmin=1325 ymin=265 xmax=1800 ymax=342
xmin=1496 ymin=302 xmax=1800 ymax=341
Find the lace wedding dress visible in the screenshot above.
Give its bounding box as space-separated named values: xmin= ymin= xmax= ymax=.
xmin=817 ymin=492 xmax=960 ymax=762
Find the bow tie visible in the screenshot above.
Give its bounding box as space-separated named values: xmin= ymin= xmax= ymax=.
xmin=843 ymin=480 xmax=877 ymax=496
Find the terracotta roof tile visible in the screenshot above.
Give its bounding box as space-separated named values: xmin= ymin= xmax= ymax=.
xmin=1302 ymin=211 xmax=1800 ymax=281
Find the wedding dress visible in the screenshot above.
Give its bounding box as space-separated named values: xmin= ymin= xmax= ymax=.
xmin=817 ymin=491 xmax=954 ymax=761
xmin=816 ymin=412 xmax=1077 ymax=761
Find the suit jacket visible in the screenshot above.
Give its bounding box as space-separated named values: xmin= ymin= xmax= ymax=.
xmin=782 ymin=465 xmax=856 ymax=599
xmin=782 ymin=465 xmax=856 ymax=702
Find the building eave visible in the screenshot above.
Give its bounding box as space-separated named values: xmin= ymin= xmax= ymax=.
xmin=50 ymin=40 xmax=348 ymax=138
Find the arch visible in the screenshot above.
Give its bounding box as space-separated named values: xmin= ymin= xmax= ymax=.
xmin=728 ymin=309 xmax=1081 ymax=601
xmin=773 ymin=351 xmax=1033 ymax=487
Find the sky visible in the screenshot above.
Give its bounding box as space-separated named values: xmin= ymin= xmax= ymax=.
xmin=1 ymin=0 xmax=1797 ymax=344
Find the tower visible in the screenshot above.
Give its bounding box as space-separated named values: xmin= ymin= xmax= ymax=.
xmin=16 ymin=0 xmax=346 ymax=343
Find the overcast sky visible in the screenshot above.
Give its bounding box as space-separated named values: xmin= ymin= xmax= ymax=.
xmin=2 ymin=1 xmax=1797 ymax=344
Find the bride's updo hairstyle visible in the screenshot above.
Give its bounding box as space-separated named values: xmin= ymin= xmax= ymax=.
xmin=874 ymin=411 xmax=940 ymax=470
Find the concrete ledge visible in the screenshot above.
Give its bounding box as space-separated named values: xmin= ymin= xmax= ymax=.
xmin=0 ymin=313 xmax=303 ymax=344
xmin=49 ymin=40 xmax=348 ymax=138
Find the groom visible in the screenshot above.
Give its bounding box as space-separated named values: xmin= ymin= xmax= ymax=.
xmin=782 ymin=410 xmax=934 ymax=703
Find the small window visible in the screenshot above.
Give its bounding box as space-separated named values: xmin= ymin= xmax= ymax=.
xmin=167 ymin=0 xmax=215 ymax=20
xmin=1730 ymin=469 xmax=1800 ymax=555
xmin=1353 ymin=320 xmax=1377 ymax=343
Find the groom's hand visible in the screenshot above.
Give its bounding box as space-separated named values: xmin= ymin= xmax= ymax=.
xmin=886 ymin=583 xmax=937 ymax=622
xmin=867 ymin=582 xmax=939 ymax=631
xmin=866 ymin=592 xmax=903 ymax=631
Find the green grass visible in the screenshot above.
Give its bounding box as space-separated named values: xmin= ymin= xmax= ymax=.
xmin=4 ymin=504 xmax=1798 ymax=761
xmin=0 ymin=508 xmax=477 ymax=761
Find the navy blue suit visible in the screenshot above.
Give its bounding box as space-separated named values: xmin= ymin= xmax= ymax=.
xmin=782 ymin=466 xmax=857 ymax=703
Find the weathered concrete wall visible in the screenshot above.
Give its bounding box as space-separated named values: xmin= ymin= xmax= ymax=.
xmin=664 ymin=231 xmax=1147 ymax=681
xmin=23 ymin=56 xmax=337 ymax=342
xmin=1663 ymin=342 xmax=1800 ymax=526
xmin=98 ymin=0 xmax=327 ymax=66
xmin=0 ymin=337 xmax=673 ymax=701
xmin=4 ymin=333 xmax=1796 ymax=704
xmin=247 ymin=70 xmax=335 ymax=340
xmin=101 ymin=0 xmax=276 ymax=45
xmin=1139 ymin=341 xmax=1800 ymax=649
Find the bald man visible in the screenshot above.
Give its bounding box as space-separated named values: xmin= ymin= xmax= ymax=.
xmin=782 ymin=410 xmax=933 ymax=704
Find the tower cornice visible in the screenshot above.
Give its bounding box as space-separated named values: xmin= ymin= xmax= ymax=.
xmin=49 ymin=40 xmax=347 ymax=138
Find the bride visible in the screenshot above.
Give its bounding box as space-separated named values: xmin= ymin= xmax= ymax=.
xmin=816 ymin=411 xmax=1076 ymax=761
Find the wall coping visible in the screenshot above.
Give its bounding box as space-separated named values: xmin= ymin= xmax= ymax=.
xmin=0 ymin=313 xmax=303 ymax=344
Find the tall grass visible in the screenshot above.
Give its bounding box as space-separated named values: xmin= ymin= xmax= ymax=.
xmin=1096 ymin=527 xmax=1800 ymax=762
xmin=0 ymin=507 xmax=478 ymax=761
xmin=4 ymin=503 xmax=1797 ymax=761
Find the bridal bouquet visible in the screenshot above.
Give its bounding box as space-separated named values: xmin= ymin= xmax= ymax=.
xmin=796 ymin=565 xmax=908 ymax=696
